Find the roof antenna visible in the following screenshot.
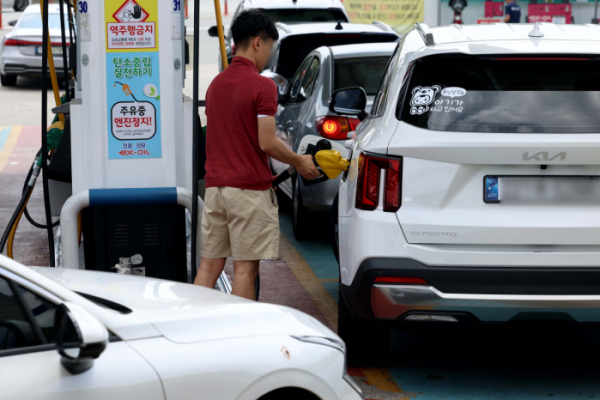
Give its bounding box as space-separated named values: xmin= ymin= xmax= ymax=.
xmin=335 ymin=20 xmax=343 ymax=30
xmin=528 ymin=22 xmax=544 ymax=38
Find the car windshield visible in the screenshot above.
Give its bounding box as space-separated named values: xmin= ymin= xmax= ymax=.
xmin=398 ymin=54 xmax=600 ymax=134
xmin=334 ymin=57 xmax=391 ymax=96
xmin=276 ymin=33 xmax=398 ymax=79
xmin=18 ymin=13 xmax=69 ymax=30
xmin=261 ymin=8 xmax=348 ymax=24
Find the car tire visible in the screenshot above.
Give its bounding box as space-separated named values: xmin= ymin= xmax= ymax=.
xmin=13 ymin=0 xmax=28 ymax=11
xmin=0 ymin=74 xmax=17 ymax=87
xmin=330 ymin=195 xmax=340 ymax=264
xmin=338 ymin=282 xmax=391 ymax=366
xmin=292 ymin=177 xmax=313 ymax=240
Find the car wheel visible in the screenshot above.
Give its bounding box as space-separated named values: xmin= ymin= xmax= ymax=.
xmin=0 ymin=74 xmax=17 ymax=87
xmin=330 ymin=195 xmax=340 ymax=264
xmin=338 ymin=282 xmax=391 ymax=366
xmin=292 ymin=177 xmax=313 ymax=240
xmin=13 ymin=0 xmax=28 ymax=11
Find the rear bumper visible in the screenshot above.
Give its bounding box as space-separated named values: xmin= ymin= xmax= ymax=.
xmin=4 ymin=63 xmax=68 ymax=77
xmin=341 ymin=258 xmax=600 ymax=323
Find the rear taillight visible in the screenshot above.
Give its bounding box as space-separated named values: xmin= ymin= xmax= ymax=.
xmin=3 ymin=39 xmax=19 ymax=46
xmin=3 ymin=39 xmax=70 ymax=47
xmin=231 ymin=43 xmax=236 ymax=55
xmin=355 ymin=153 xmax=402 ymax=212
xmin=315 ymin=116 xmax=360 ymax=140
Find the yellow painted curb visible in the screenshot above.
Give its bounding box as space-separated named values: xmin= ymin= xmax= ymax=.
xmin=362 ymin=367 xmax=403 ymax=393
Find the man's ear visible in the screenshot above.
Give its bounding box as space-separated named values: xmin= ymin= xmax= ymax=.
xmin=252 ymin=36 xmax=261 ymax=52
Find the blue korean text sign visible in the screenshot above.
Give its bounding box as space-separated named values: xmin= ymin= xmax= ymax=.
xmin=105 ymin=0 xmax=161 ymax=159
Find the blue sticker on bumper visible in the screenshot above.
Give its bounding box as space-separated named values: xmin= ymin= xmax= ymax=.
xmin=485 ymin=176 xmax=499 ymax=202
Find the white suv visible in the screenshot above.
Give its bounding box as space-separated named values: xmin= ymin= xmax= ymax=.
xmin=331 ymin=22 xmax=600 ymax=362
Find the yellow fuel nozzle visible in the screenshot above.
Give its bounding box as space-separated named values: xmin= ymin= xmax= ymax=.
xmin=315 ymin=150 xmax=350 ymax=180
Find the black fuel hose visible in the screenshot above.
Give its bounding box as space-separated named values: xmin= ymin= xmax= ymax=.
xmin=272 ymin=167 xmax=296 ymax=187
xmin=41 ymin=0 xmax=56 ymax=267
xmin=0 ymin=186 xmax=33 ymax=254
xmin=19 ymin=152 xmax=59 ymax=229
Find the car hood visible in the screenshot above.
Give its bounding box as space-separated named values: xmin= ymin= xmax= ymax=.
xmin=33 ymin=268 xmax=336 ymax=344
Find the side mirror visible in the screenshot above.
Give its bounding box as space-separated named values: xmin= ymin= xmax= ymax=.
xmin=329 ymin=87 xmax=368 ymax=121
xmin=261 ymin=70 xmax=288 ymax=98
xmin=8 ymin=20 xmax=17 ymax=27
xmin=208 ymin=26 xmax=223 ymax=37
xmin=55 ymin=302 xmax=109 ymax=375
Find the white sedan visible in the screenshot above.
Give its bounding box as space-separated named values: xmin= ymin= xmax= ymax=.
xmin=0 ymin=255 xmax=362 ymax=400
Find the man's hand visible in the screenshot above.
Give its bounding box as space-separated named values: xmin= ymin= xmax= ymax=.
xmin=294 ymin=154 xmax=320 ymax=180
xmin=259 ymin=116 xmax=319 ymax=180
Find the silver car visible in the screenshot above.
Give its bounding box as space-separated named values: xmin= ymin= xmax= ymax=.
xmin=0 ymin=4 xmax=71 ymax=87
xmin=272 ymin=42 xmax=397 ymax=239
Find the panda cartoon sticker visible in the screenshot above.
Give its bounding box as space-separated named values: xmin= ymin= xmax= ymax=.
xmin=409 ymin=85 xmax=441 ymax=115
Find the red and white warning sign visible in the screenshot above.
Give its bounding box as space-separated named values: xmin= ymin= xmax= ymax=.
xmin=113 ymin=0 xmax=149 ymax=22
xmin=107 ymin=0 xmax=156 ymax=50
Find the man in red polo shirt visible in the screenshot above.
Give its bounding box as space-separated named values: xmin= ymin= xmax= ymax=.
xmin=195 ymin=10 xmax=319 ymax=300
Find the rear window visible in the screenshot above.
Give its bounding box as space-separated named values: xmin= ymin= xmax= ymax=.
xmin=334 ymin=57 xmax=390 ymax=96
xmin=18 ymin=13 xmax=68 ymax=30
xmin=399 ymin=54 xmax=600 ymax=134
xmin=276 ymin=33 xmax=398 ymax=79
xmin=261 ymin=8 xmax=348 ymax=24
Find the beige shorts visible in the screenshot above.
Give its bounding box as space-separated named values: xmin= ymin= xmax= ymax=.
xmin=201 ymin=187 xmax=279 ymax=261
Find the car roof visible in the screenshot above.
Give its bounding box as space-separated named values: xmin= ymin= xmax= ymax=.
xmin=329 ymin=42 xmax=397 ymax=59
xmin=428 ymin=23 xmax=600 ymax=46
xmin=23 ymin=4 xmax=66 ymax=14
xmin=277 ymin=22 xmax=395 ymax=36
xmin=244 ymin=0 xmax=344 ymax=9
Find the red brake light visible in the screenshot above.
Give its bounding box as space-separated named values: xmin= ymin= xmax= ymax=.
xmin=348 ymin=118 xmax=360 ymax=132
xmin=355 ymin=153 xmax=402 ymax=212
xmin=3 ymin=39 xmax=19 ymax=46
xmin=316 ymin=116 xmax=351 ymax=140
xmin=374 ymin=277 xmax=428 ymax=284
xmin=3 ymin=39 xmax=70 ymax=47
xmin=231 ymin=43 xmax=236 ymax=55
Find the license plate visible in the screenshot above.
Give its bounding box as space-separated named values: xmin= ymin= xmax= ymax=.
xmin=35 ymin=46 xmax=63 ymax=55
xmin=484 ymin=175 xmax=600 ymax=204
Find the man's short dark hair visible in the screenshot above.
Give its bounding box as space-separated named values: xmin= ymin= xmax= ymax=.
xmin=231 ymin=10 xmax=279 ymax=50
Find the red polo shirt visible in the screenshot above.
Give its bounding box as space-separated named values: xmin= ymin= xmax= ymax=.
xmin=204 ymin=56 xmax=278 ymax=190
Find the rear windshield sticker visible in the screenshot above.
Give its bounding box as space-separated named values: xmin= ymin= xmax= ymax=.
xmin=441 ymin=87 xmax=467 ymax=98
xmin=431 ymin=99 xmax=464 ymax=113
xmin=410 ymin=85 xmax=441 ymax=115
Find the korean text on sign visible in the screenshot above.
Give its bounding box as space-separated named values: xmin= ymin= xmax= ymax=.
xmin=107 ymin=22 xmax=156 ymax=49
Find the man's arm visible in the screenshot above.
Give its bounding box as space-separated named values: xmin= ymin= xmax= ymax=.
xmin=258 ymin=116 xmax=320 ymax=180
xmin=504 ymin=14 xmax=510 ymax=22
xmin=504 ymin=5 xmax=511 ymax=22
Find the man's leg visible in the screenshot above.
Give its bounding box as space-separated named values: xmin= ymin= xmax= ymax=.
xmin=194 ymin=257 xmax=227 ymax=288
xmin=232 ymin=260 xmax=260 ymax=300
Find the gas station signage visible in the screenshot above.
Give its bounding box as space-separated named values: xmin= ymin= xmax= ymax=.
xmin=105 ymin=0 xmax=162 ymax=160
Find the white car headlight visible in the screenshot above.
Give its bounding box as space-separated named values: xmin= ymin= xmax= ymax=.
xmin=291 ymin=336 xmax=363 ymax=398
